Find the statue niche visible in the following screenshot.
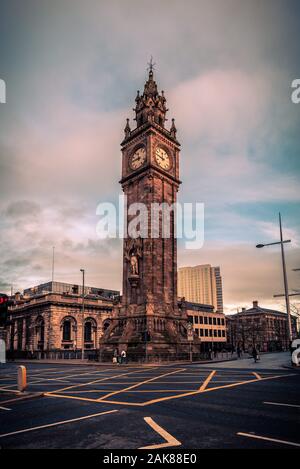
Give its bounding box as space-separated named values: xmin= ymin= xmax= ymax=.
xmin=124 ymin=237 xmax=142 ymax=285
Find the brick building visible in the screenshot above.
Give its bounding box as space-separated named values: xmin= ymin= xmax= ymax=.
xmin=6 ymin=282 xmax=119 ymax=359
xmin=226 ymin=300 xmax=298 ymax=352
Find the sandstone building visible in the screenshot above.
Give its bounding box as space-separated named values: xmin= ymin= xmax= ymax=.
xmin=6 ymin=282 xmax=118 ymax=359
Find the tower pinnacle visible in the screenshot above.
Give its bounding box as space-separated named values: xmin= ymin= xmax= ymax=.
xmin=134 ymin=59 xmax=169 ymax=128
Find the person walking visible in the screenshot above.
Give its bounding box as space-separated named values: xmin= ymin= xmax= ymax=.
xmin=252 ymin=345 xmax=258 ymax=363
xmin=237 ymin=346 xmax=241 ymax=359
xmin=121 ymin=350 xmax=127 ymax=364
xmin=113 ymin=348 xmax=118 ymax=365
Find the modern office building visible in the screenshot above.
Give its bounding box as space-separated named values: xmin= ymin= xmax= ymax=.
xmin=179 ymin=300 xmax=227 ymax=351
xmin=178 ymin=265 xmax=223 ymax=313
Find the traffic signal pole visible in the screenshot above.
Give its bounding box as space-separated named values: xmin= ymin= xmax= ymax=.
xmin=0 ymin=294 xmax=9 ymax=364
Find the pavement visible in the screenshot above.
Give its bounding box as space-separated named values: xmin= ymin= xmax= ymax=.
xmin=0 ymin=352 xmax=299 ymax=449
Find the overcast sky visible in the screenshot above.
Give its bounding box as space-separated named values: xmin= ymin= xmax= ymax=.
xmin=0 ymin=0 xmax=299 ymax=313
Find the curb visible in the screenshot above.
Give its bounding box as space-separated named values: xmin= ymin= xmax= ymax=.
xmin=9 ymin=357 xmax=240 ymax=367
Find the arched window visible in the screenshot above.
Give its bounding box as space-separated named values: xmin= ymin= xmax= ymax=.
xmin=84 ymin=321 xmax=92 ymax=342
xmin=35 ymin=316 xmax=45 ymax=350
xmin=63 ymin=320 xmax=71 ymax=341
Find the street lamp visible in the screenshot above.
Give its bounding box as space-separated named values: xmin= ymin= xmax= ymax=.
xmin=80 ymin=269 xmax=85 ymax=361
xmin=256 ymin=213 xmax=292 ymax=345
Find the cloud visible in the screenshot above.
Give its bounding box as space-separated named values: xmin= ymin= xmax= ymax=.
xmin=5 ymin=200 xmax=41 ymax=218
xmin=0 ymin=0 xmax=299 ymax=311
xmin=178 ymin=241 xmax=300 ymax=313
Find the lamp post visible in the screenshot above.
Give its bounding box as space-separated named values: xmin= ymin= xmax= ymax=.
xmin=256 ymin=213 xmax=292 ymax=346
xmin=80 ymin=269 xmax=85 ymax=361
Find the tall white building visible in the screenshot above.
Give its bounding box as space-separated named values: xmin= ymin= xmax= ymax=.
xmin=178 ymin=264 xmax=223 ymax=313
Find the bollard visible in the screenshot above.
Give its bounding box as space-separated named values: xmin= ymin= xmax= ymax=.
xmin=18 ymin=365 xmax=27 ymax=392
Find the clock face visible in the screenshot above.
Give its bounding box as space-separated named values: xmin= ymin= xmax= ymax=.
xmin=129 ymin=147 xmax=146 ymax=170
xmin=155 ymin=146 xmax=171 ymax=170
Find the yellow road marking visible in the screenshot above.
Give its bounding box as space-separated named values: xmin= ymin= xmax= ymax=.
xmin=45 ymin=393 xmax=102 ymax=403
xmin=0 ymin=368 xmax=119 ymax=390
xmin=97 ymin=368 xmax=185 ymax=401
xmin=62 ymin=389 xmax=198 ymax=394
xmin=45 ymin=393 xmax=145 ymax=406
xmin=253 ymin=372 xmax=262 ymax=380
xmin=134 ymin=373 xmax=295 ymax=407
xmin=0 ymin=409 xmax=119 ymax=439
xmin=199 ymin=370 xmax=216 ymax=391
xmin=44 ymin=373 xmax=296 ymax=408
xmin=139 ymin=417 xmax=181 ymax=449
xmin=46 ymin=368 xmax=151 ymax=394
xmin=237 ymin=432 xmax=300 ymax=448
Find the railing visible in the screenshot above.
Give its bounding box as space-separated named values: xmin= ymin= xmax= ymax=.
xmin=6 ymin=349 xmax=237 ymax=363
xmin=6 ymin=349 xmax=99 ymax=361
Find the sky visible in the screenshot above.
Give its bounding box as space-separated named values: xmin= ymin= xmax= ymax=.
xmin=0 ymin=0 xmax=299 ymax=314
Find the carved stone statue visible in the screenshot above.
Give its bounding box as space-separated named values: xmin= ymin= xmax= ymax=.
xmin=130 ymin=250 xmax=139 ymax=276
xmin=124 ymin=238 xmax=142 ymax=278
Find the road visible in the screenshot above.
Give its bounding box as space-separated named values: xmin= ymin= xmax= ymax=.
xmin=0 ymin=352 xmax=299 ymax=449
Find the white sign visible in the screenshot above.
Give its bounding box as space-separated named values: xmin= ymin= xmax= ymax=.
xmin=187 ymin=328 xmax=194 ymax=342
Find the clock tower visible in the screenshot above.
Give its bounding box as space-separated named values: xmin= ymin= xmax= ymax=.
xmin=101 ymin=64 xmax=190 ymax=361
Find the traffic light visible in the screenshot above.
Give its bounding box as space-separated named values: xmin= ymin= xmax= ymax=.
xmin=0 ymin=294 xmax=8 ymax=328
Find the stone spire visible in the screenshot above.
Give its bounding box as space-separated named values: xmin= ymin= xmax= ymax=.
xmin=124 ymin=118 xmax=131 ymax=138
xmin=134 ymin=59 xmax=168 ymax=128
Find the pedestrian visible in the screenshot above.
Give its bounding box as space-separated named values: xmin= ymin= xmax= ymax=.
xmin=113 ymin=348 xmax=118 ymax=365
xmin=237 ymin=346 xmax=241 ymax=359
xmin=252 ymin=345 xmax=258 ymax=363
xmin=121 ymin=350 xmax=126 ymax=364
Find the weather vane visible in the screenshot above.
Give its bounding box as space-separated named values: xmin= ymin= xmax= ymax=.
xmin=147 ymin=55 xmax=156 ymax=73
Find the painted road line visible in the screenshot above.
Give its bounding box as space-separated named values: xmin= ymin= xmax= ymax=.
xmin=98 ymin=368 xmax=185 ymax=401
xmin=2 ymin=368 xmax=119 ymax=390
xmin=46 ymin=373 xmax=297 ymax=408
xmin=0 ymin=409 xmax=119 ymax=439
xmin=264 ymin=401 xmax=300 ymax=409
xmin=139 ymin=417 xmax=181 ymax=449
xmin=46 ymin=368 xmax=150 ymax=394
xmin=137 ymin=373 xmax=296 ymax=407
xmin=0 ymin=387 xmax=21 ymax=393
xmin=199 ymin=370 xmax=216 ymax=391
xmin=237 ymin=432 xmax=300 ymax=448
xmin=45 ymin=392 xmax=143 ymax=406
xmin=0 ymin=405 xmax=11 ymax=411
xmin=253 ymin=372 xmax=262 ymax=380
xmin=61 ymin=389 xmax=197 ymax=393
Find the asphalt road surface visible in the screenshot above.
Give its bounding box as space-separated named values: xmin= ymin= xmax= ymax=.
xmin=0 ymin=352 xmax=299 ymax=449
